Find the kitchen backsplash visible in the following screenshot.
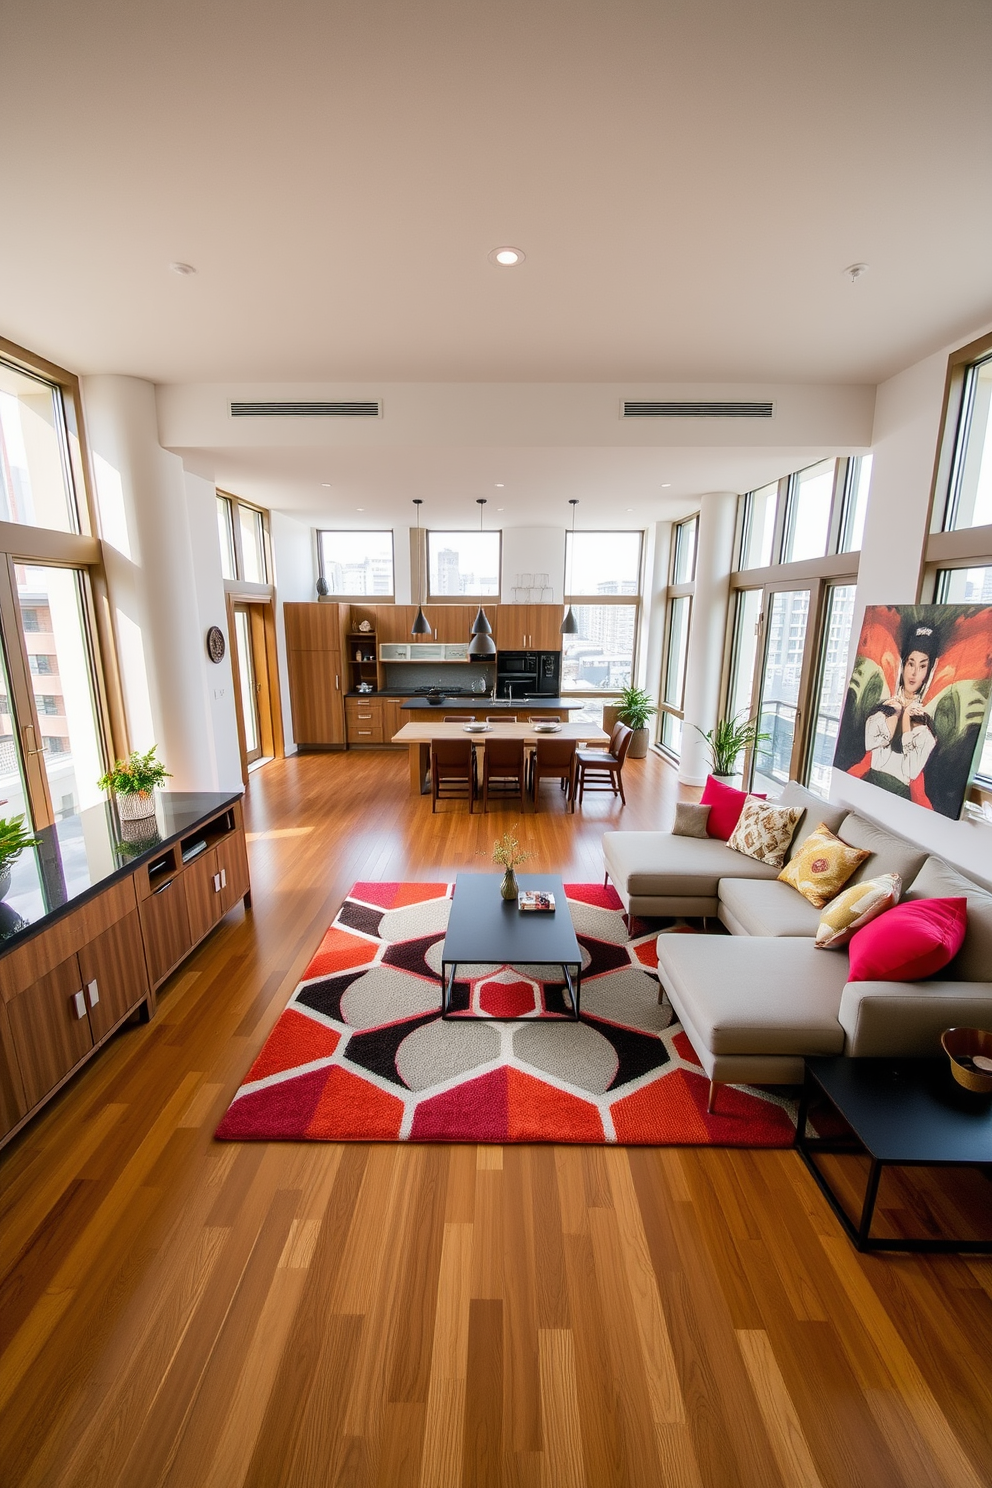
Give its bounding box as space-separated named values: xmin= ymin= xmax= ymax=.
xmin=382 ymin=662 xmax=495 ymax=692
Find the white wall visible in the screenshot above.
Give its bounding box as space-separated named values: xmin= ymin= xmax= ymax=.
xmin=501 ymin=527 xmax=565 ymax=603
xmin=183 ymin=470 xmax=243 ymax=790
xmin=833 ymin=324 xmax=992 ymax=880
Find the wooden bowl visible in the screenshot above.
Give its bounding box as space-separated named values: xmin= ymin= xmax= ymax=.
xmin=941 ymin=1027 xmax=992 ymax=1094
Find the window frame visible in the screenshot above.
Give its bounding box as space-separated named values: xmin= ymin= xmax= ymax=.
xmin=217 ymin=489 xmax=272 ymax=588
xmin=315 ymin=528 xmax=396 ymax=601
xmin=426 ymin=528 xmax=502 ymax=602
xmin=558 ymin=529 xmax=645 ymax=710
xmin=656 ymin=515 xmax=697 ymax=758
xmin=0 ymin=337 xmax=126 ymax=830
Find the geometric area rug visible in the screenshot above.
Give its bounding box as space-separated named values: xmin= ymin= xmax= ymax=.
xmin=215 ymin=882 xmax=796 ymax=1147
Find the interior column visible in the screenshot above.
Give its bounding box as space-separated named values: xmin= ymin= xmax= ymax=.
xmin=678 ymin=491 xmax=738 ymax=787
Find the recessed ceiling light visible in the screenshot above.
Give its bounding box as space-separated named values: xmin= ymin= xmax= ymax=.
xmin=844 ymin=262 xmax=869 ymax=283
xmin=488 ymin=247 xmax=526 ymax=267
xmin=169 ymin=261 xmax=196 ymax=275
xmin=496 ymin=507 xmax=504 ymax=512
xmin=321 ymin=482 xmax=331 ymax=488
xmin=626 ymin=508 xmax=633 ymax=512
xmin=356 ymin=508 xmax=364 ymax=512
xmin=661 ymin=483 xmax=672 ymax=488
xmin=495 ymin=483 xmax=504 ymax=487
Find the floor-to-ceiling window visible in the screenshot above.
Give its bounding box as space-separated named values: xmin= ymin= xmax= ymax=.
xmin=922 ymin=332 xmax=992 ymax=807
xmin=727 ymin=457 xmax=866 ymax=796
xmin=0 ymin=342 xmax=121 ymax=847
xmin=656 ymin=516 xmax=696 ymax=757
xmin=562 ymin=528 xmax=643 ymax=727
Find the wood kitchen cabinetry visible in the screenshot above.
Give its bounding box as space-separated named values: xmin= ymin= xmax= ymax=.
xmin=0 ymin=794 xmax=251 ymax=1148
xmin=493 ymin=605 xmax=562 ymax=651
xmin=285 ymin=602 xmax=346 ymax=747
xmin=427 ymin=605 xmax=477 ymax=644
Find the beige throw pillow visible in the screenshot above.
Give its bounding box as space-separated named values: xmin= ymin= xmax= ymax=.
xmin=727 ymin=798 xmax=803 ymax=869
xmin=672 ymin=802 xmax=711 ymax=838
xmin=815 ymin=873 xmax=902 ymax=949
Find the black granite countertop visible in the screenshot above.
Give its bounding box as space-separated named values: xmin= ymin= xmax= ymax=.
xmin=0 ymin=791 xmax=243 ymax=951
xmin=400 ymin=696 xmax=583 ymax=710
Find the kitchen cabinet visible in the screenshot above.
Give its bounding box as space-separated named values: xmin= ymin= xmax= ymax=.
xmin=1 ymin=794 xmax=251 ymax=1148
xmin=494 ymin=604 xmax=562 ymax=651
xmin=345 ymin=697 xmax=384 ymax=744
xmin=428 ymin=605 xmax=477 ymax=644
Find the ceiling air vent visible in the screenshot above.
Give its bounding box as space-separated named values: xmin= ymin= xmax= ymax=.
xmin=622 ymin=400 xmax=774 ymax=418
xmin=230 ymin=400 xmax=382 ymax=418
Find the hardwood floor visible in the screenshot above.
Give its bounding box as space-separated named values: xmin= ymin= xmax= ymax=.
xmin=1 ymin=748 xmax=990 ymax=1488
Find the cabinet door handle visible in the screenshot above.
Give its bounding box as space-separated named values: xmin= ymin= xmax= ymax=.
xmin=72 ymin=990 xmax=87 ymax=1019
xmin=335 ymin=674 xmax=340 ymax=690
xmin=213 ymin=873 xmax=222 ymax=893
xmin=221 ymin=867 xmax=227 ymax=889
xmin=87 ymin=979 xmax=100 ymax=1007
xmin=153 ymin=878 xmax=173 ymax=895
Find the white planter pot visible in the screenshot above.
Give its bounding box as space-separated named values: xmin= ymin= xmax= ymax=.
xmin=710 ymin=771 xmax=743 ymax=790
xmin=0 ymin=866 xmax=10 ymax=901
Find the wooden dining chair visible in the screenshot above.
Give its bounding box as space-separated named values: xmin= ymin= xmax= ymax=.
xmin=574 ymin=724 xmax=633 ymax=805
xmin=431 ymin=739 xmax=475 ymax=812
xmin=480 ymin=737 xmax=526 ymax=811
xmin=443 ymin=715 xmax=473 ymax=721
xmin=529 ymin=715 xmax=561 ymax=723
xmin=530 ymin=736 xmax=577 ymax=812
xmin=486 ymin=714 xmax=517 ymax=722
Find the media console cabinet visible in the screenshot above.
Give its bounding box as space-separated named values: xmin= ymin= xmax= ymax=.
xmin=0 ymin=791 xmax=250 ymax=1150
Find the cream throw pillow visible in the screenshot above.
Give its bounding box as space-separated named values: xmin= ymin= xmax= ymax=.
xmin=727 ymin=798 xmax=803 ymax=869
xmin=778 ymin=822 xmax=871 ymax=908
xmin=815 ymin=873 xmax=902 ymax=949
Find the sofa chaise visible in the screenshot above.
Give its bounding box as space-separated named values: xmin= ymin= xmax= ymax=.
xmin=603 ymin=782 xmax=992 ymax=1110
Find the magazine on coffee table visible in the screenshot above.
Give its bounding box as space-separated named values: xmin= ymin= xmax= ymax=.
xmin=518 ymin=890 xmax=555 ymax=912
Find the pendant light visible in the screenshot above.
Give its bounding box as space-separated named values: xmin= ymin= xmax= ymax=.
xmin=560 ymin=499 xmax=579 ymax=634
xmin=468 ymin=498 xmax=497 ymax=658
xmin=410 ymin=499 xmax=432 ymax=636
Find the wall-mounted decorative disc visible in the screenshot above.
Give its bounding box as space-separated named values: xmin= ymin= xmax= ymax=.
xmin=206 ymin=625 xmax=226 ymax=663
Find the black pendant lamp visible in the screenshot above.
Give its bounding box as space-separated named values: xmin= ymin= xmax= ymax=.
xmin=410 ymin=499 xmax=432 ymax=636
xmin=560 ymin=499 xmax=579 ymax=634
xmin=468 ymin=498 xmax=497 ymax=658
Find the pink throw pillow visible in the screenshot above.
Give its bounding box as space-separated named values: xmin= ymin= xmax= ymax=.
xmin=699 ymin=776 xmax=765 ymax=841
xmin=847 ymin=897 xmax=968 ymax=982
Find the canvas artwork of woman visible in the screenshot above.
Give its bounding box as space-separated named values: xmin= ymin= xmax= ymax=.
xmin=834 ymin=604 xmax=992 ymax=819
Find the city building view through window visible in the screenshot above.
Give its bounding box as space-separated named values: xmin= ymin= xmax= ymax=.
xmin=0 ymin=360 xmax=79 ymax=533
xmin=318 ymin=531 xmax=394 ymax=596
xmin=427 ymin=532 xmax=500 ymax=596
xmin=562 ymin=531 xmax=641 ymax=696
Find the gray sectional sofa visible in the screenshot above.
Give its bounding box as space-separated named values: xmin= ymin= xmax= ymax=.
xmin=602 ymin=782 xmax=992 ymax=1110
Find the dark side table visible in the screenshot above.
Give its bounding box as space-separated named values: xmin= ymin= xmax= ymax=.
xmin=796 ymin=1056 xmax=992 ymax=1253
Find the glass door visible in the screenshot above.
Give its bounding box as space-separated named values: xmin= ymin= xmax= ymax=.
xmin=751 ymin=587 xmax=812 ymax=795
xmin=806 ymin=583 xmax=857 ymax=798
xmin=234 ymin=605 xmax=262 ymax=765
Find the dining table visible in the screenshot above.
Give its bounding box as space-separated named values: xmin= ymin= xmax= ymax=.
xmin=391 ymin=719 xmax=609 ymax=796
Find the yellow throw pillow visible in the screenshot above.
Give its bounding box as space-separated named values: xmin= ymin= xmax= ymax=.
xmin=778 ymin=822 xmax=871 ymax=908
xmin=815 ymin=873 xmax=902 ymax=949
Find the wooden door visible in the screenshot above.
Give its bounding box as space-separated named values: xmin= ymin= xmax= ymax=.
xmin=377 ymin=606 xmax=418 ymax=644
xmin=77 ymin=910 xmax=149 ymax=1042
xmin=139 ymin=875 xmax=192 ymax=986
xmin=530 ymin=606 xmax=563 ymax=651
xmin=215 ymin=828 xmax=251 ymax=913
xmin=183 ymin=848 xmax=224 ymax=945
xmin=0 ymin=1001 xmax=27 ymax=1138
xmin=6 ymin=954 xmax=92 ymax=1111
xmin=287 ymin=650 xmax=345 ymax=744
xmin=430 ymin=605 xmax=476 ymax=644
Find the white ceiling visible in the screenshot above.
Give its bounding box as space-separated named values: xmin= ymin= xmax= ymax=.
xmin=4 ymin=0 xmax=991 ymax=520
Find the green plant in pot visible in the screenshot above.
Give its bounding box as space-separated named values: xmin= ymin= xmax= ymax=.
xmin=98 ymin=746 xmax=171 ymax=822
xmin=609 ymin=685 xmax=658 ymax=759
xmin=0 ymin=814 xmax=41 ymax=901
xmin=693 ymin=713 xmax=769 ymax=784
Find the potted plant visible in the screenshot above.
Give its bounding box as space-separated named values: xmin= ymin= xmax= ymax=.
xmin=605 ymin=685 xmax=658 ymax=759
xmin=0 ymin=814 xmax=40 ymax=900
xmin=693 ymin=713 xmax=769 ymax=786
xmin=491 ymin=827 xmax=531 ymax=901
xmin=98 ymin=746 xmax=171 ymax=821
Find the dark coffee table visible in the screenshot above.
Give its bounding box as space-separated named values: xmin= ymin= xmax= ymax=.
xmin=441 ymin=873 xmax=582 ymax=1020
xmin=796 ymin=1056 xmax=992 ymax=1253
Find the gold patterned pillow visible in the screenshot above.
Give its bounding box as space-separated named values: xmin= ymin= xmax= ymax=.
xmin=727 ymin=798 xmax=803 ymax=869
xmin=778 ymin=823 xmax=871 ymax=908
xmin=814 ymin=873 xmax=902 ymax=949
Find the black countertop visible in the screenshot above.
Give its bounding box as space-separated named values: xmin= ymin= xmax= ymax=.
xmin=399 ymin=696 xmax=582 ymax=711
xmin=0 ymin=791 xmax=243 ymax=952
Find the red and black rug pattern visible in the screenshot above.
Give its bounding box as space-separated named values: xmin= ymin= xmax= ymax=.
xmin=215 ymin=883 xmax=796 ymax=1146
